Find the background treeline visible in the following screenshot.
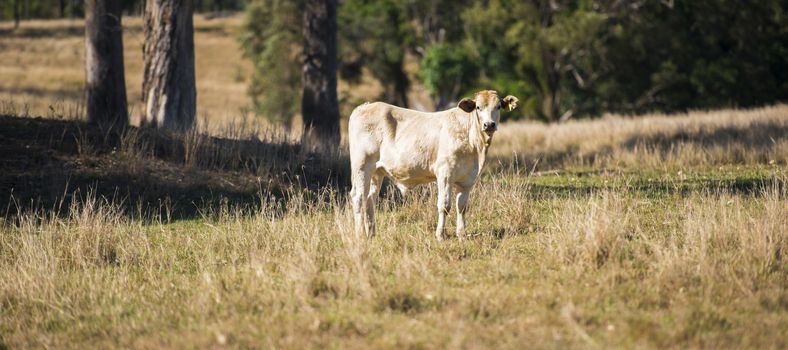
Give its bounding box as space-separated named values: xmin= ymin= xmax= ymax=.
xmin=243 ymin=0 xmax=787 ymax=122
xmin=0 ymin=0 xmax=247 ymax=20
xmin=3 ymin=0 xmax=786 ymax=123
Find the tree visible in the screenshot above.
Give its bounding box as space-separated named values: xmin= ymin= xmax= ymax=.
xmin=408 ymin=0 xmax=476 ymax=110
xmin=340 ymin=0 xmax=473 ymax=110
xmin=84 ymin=0 xmax=128 ymax=128
xmin=464 ymin=0 xmax=606 ymax=122
xmin=589 ymin=0 xmax=788 ymax=115
xmin=419 ymin=43 xmax=477 ymax=110
xmin=141 ymin=0 xmax=197 ymax=131
xmin=12 ymin=0 xmax=20 ymax=28
xmin=339 ymin=0 xmax=412 ymax=107
xmin=521 ymin=1 xmax=605 ymax=121
xmin=240 ymin=0 xmax=302 ymax=127
xmin=301 ymin=0 xmax=340 ymax=144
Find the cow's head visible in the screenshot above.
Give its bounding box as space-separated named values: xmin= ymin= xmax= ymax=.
xmin=458 ymin=90 xmax=519 ymax=134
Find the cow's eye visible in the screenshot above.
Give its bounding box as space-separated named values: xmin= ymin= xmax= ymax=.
xmin=476 ymin=106 xmax=481 ymax=110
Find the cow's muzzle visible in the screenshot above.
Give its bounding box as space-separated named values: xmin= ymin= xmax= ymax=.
xmin=483 ymin=121 xmax=497 ymax=133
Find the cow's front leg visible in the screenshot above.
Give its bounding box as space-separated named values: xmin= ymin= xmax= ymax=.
xmin=455 ymin=187 xmax=470 ymax=240
xmin=435 ymin=175 xmax=452 ymax=241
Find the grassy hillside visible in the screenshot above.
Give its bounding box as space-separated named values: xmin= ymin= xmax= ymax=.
xmin=0 ymin=16 xmax=252 ymax=127
xmin=0 ymin=15 xmax=393 ymax=132
xmin=1 ymin=103 xmax=786 ymax=348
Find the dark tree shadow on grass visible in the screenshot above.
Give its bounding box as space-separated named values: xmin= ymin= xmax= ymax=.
xmin=0 ymin=114 xmax=350 ymax=221
xmin=620 ymin=120 xmax=788 ymax=154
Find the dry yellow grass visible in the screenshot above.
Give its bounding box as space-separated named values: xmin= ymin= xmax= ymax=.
xmin=494 ymin=104 xmax=788 ymax=170
xmin=1 ymin=103 xmax=786 ymax=348
xmin=0 ymin=16 xmax=251 ymax=127
xmin=0 ymin=173 xmax=784 ymax=348
xmin=0 ymin=15 xmax=396 ymax=133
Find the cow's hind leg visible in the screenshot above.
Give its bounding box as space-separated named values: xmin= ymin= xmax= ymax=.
xmin=435 ymin=174 xmax=452 ymax=241
xmin=365 ymin=171 xmax=383 ymax=236
xmin=350 ymin=156 xmax=375 ymax=237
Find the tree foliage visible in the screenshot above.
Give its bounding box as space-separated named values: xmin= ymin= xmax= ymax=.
xmin=240 ymin=0 xmax=303 ymax=126
xmin=242 ymin=0 xmax=787 ymax=123
xmin=338 ymin=0 xmax=413 ymax=107
xmin=590 ymin=0 xmax=788 ymax=115
xmin=419 ymin=43 xmax=477 ymax=109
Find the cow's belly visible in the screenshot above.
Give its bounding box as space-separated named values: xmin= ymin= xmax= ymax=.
xmin=377 ymin=148 xmax=436 ymax=187
xmin=384 ymin=165 xmax=436 ymax=187
xmin=376 ymin=157 xmax=479 ymax=190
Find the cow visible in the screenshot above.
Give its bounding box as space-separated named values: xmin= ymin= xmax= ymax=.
xmin=348 ymin=90 xmax=519 ymax=240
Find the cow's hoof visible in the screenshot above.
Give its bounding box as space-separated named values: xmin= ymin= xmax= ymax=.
xmin=435 ymin=234 xmax=446 ymax=242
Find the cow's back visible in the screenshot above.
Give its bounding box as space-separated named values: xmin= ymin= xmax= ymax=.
xmin=349 ymin=102 xmax=445 ymax=153
xmin=349 ymin=102 xmax=446 ymax=186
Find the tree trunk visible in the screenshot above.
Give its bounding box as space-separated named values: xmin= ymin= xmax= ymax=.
xmin=546 ymin=65 xmax=561 ymax=122
xmin=301 ymin=0 xmax=340 ymax=144
xmin=59 ymin=0 xmax=66 ymax=17
xmin=537 ymin=1 xmax=562 ymax=122
xmin=85 ymin=0 xmax=129 ymax=128
xmin=390 ymin=60 xmax=409 ymax=108
xmin=13 ymin=0 xmax=20 ymax=28
xmin=141 ymin=0 xmax=196 ymax=132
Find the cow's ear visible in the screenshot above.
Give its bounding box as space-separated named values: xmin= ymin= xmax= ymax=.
xmin=458 ymin=98 xmax=476 ymax=113
xmin=502 ymin=95 xmax=520 ymax=112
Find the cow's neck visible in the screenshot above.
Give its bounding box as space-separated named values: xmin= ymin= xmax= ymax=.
xmin=469 ymin=110 xmax=492 ymax=170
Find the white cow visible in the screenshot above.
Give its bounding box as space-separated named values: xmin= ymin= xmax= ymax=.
xmin=348 ymin=90 xmax=519 ymax=240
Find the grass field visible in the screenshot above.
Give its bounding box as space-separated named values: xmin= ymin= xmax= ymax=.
xmin=1 ymin=15 xmax=787 ymax=350
xmin=0 ymin=102 xmax=786 ymax=348
xmin=0 ymin=14 xmax=393 ymax=132
xmin=0 ymin=15 xmax=251 ymax=127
